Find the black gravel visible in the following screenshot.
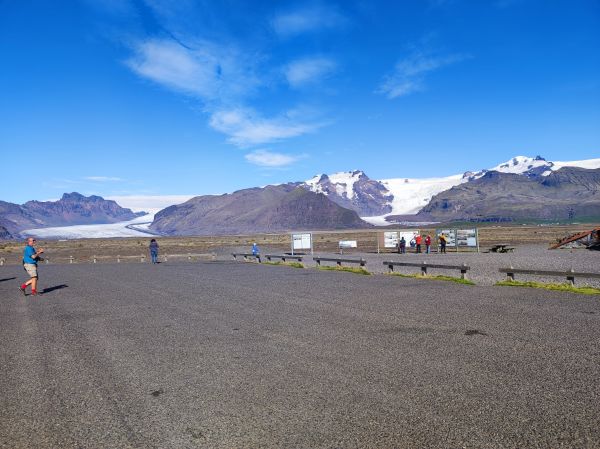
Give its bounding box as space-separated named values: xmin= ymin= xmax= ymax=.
xmin=1 ymin=262 xmax=599 ymax=448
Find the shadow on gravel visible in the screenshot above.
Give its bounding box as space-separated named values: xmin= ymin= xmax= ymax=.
xmin=465 ymin=329 xmax=488 ymax=336
xmin=42 ymin=284 xmax=69 ymax=294
xmin=0 ymin=277 xmax=16 ymax=283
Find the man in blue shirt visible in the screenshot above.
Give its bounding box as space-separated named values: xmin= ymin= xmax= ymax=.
xmin=20 ymin=237 xmax=44 ymax=296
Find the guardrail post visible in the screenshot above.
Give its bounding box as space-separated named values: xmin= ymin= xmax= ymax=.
xmin=188 ymin=253 xmax=192 ymax=261
xmin=387 ymin=263 xmax=393 ymax=273
xmin=421 ymin=262 xmax=427 ymax=276
xmin=141 ymin=255 xmax=145 ymax=263
xmin=0 ymin=257 xmax=4 ymax=266
xmin=164 ymin=254 xmax=167 ymax=262
xmin=316 ymin=259 xmax=321 ymax=266
xmin=69 ymin=256 xmax=74 ymax=264
xmin=461 ymin=263 xmax=468 ymax=279
xmin=566 ymin=268 xmax=575 ymax=285
xmin=337 ymin=260 xmax=342 ymax=267
xmin=45 ymin=258 xmax=49 ymax=264
xmin=93 ymin=255 xmax=97 ymax=264
xmin=117 ymin=255 xmax=121 ymax=263
xmin=506 ymin=266 xmax=515 ymax=281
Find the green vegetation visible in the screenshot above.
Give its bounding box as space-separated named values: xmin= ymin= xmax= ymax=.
xmin=263 ymin=261 xmax=304 ymax=269
xmin=389 ymin=272 xmax=475 ymax=285
xmin=317 ymin=265 xmax=371 ymax=275
xmin=496 ymin=280 xmax=600 ymax=295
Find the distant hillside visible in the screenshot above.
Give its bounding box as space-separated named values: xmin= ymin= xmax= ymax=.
xmin=406 ymin=167 xmax=600 ymax=222
xmin=150 ymin=184 xmax=370 ymax=236
xmin=0 ymin=193 xmax=145 ymax=236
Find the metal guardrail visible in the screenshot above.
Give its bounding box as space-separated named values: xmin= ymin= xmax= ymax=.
xmin=0 ymin=253 xmax=215 ymax=265
xmin=265 ymin=254 xmax=303 ymax=262
xmin=232 ymin=253 xmax=261 ymax=262
xmin=499 ymin=267 xmax=600 ymax=285
xmin=313 ymin=257 xmax=366 ymax=267
xmin=384 ymin=261 xmax=470 ymax=279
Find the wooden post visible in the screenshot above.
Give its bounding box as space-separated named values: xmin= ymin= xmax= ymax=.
xmin=461 ymin=263 xmax=468 ymax=279
xmin=141 ymin=255 xmax=145 ymax=263
xmin=117 ymin=255 xmax=121 ymax=263
xmin=388 ymin=263 xmax=394 ymax=273
xmin=567 ymin=269 xmax=575 ymax=285
xmin=69 ymin=256 xmax=74 ymax=264
xmin=507 ymin=266 xmax=515 ymax=281
xmin=93 ymin=255 xmax=97 ymax=263
xmin=337 ymin=260 xmax=342 ymax=267
xmin=45 ymin=258 xmax=49 ymax=264
xmin=188 ymin=253 xmax=192 ymax=261
xmin=0 ymin=258 xmax=5 ymax=266
xmin=164 ymin=254 xmax=168 ymax=262
xmin=421 ymin=262 xmax=427 ymax=276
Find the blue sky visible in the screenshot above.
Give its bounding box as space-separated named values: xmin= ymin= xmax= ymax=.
xmin=1 ymin=0 xmax=599 ymax=205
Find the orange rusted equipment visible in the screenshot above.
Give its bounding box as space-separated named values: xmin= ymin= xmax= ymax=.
xmin=549 ymin=227 xmax=600 ymax=250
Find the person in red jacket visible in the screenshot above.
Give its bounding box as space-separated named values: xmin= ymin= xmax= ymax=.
xmin=415 ymin=234 xmax=422 ymax=253
xmin=425 ymin=235 xmax=432 ymax=254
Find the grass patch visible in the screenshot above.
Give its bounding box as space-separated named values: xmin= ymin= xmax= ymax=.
xmin=317 ymin=265 xmax=371 ymax=275
xmin=263 ymin=261 xmax=304 ymax=269
xmin=496 ymin=280 xmax=600 ymax=295
xmin=389 ymin=272 xmax=475 ymax=285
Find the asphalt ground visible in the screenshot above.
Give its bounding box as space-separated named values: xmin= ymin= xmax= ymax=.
xmin=1 ymin=262 xmax=599 ymax=449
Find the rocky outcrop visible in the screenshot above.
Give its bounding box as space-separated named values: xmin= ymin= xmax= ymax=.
xmin=150 ymin=184 xmax=370 ymax=236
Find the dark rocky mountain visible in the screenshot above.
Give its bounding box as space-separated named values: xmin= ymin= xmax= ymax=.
xmin=150 ymin=184 xmax=370 ymax=236
xmin=0 ymin=193 xmax=145 ymax=236
xmin=407 ymin=167 xmax=600 ymax=222
xmin=303 ymin=170 xmax=393 ymax=216
xmin=0 ymin=225 xmax=13 ymax=240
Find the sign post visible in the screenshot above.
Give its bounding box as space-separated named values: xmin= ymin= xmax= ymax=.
xmin=291 ymin=233 xmax=313 ymax=256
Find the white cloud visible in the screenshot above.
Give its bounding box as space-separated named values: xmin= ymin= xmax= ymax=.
xmin=126 ymin=38 xmax=258 ymax=101
xmin=378 ymin=50 xmax=470 ymax=99
xmin=272 ymin=6 xmax=347 ymax=37
xmin=284 ymin=57 xmax=337 ymax=88
xmin=209 ymin=107 xmax=323 ymax=147
xmin=85 ymin=176 xmax=123 ymax=182
xmin=245 ymin=149 xmax=306 ymax=167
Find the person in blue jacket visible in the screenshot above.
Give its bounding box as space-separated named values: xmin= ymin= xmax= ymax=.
xmin=20 ymin=237 xmax=44 ymax=296
xmin=252 ymin=242 xmax=260 ymax=257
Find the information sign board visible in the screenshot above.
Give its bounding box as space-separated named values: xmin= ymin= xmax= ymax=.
xmin=383 ymin=231 xmax=399 ymax=248
xmin=456 ymin=229 xmax=478 ymax=247
xmin=339 ymin=240 xmax=357 ymax=248
xmin=292 ymin=233 xmax=312 ymax=250
xmin=436 ymin=229 xmax=457 ymax=246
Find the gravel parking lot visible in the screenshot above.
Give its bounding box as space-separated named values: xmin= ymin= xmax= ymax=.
xmin=1 ymin=261 xmax=599 ymax=448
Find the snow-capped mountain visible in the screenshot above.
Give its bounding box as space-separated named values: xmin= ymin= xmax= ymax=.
xmin=304 ymin=156 xmax=600 ymax=225
xmin=304 ymin=170 xmax=393 ymax=216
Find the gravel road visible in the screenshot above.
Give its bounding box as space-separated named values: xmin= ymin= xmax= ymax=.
xmin=1 ymin=262 xmax=599 ymax=448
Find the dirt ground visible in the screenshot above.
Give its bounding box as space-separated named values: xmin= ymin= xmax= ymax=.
xmin=0 ymin=223 xmax=598 ymax=265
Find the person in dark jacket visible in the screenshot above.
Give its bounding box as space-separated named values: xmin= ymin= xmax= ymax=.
xmin=425 ymin=235 xmax=432 ymax=254
xmin=439 ymin=234 xmax=447 ymax=254
xmin=149 ymin=239 xmax=159 ymax=264
xmin=398 ymin=236 xmax=406 ymax=254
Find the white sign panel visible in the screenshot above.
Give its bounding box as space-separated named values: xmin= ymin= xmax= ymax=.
xmin=339 ymin=240 xmax=357 ymax=248
xmin=400 ymin=230 xmax=420 ymax=246
xmin=384 ymin=231 xmax=399 ymax=248
xmin=456 ymin=229 xmax=477 ymax=247
xmin=292 ymin=233 xmax=312 ymax=250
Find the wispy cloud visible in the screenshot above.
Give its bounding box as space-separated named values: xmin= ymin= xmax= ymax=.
xmin=245 ymin=149 xmax=307 ymax=167
xmin=271 ymin=6 xmax=348 ymax=38
xmin=209 ymin=107 xmax=323 ymax=147
xmin=84 ymin=176 xmax=123 ymax=182
xmin=126 ymin=38 xmax=258 ymax=101
xmin=378 ymin=47 xmax=470 ymax=99
xmin=284 ymin=56 xmax=337 ymax=88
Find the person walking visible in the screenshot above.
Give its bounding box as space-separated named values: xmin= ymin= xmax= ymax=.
xmin=19 ymin=237 xmax=44 ymax=296
xmin=415 ymin=234 xmax=422 ymax=254
xmin=149 ymin=239 xmax=159 ymax=264
xmin=425 ymin=235 xmax=432 ymax=254
xmin=439 ymin=233 xmax=447 ymax=254
xmin=251 ymin=242 xmax=261 ymax=262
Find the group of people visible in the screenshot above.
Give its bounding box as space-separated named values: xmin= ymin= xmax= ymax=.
xmin=396 ymin=233 xmax=448 ymax=254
